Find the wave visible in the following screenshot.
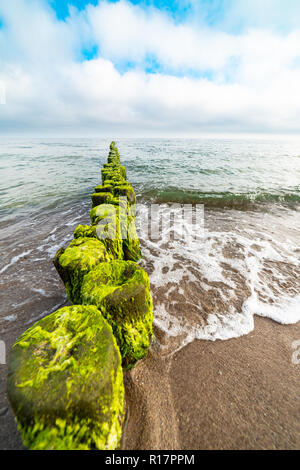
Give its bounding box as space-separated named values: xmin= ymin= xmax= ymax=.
xmin=139 ymin=188 xmax=300 ymax=209
xmin=137 ymin=203 xmax=300 ymax=354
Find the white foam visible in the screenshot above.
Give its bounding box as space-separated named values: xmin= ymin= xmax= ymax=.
xmin=140 ymin=204 xmax=300 ymax=351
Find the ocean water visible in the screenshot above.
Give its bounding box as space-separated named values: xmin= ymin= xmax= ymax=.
xmin=0 ymin=138 xmax=300 ymax=355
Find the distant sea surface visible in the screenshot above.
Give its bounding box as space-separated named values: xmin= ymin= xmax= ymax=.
xmin=1 ymin=138 xmax=300 ymax=354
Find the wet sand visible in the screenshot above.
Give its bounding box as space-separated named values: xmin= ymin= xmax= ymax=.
xmin=123 ymin=316 xmax=300 ymax=450
xmin=1 ymin=314 xmax=299 ymax=449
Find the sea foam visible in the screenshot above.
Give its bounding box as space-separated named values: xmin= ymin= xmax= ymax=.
xmin=138 ymin=204 xmax=300 ymax=352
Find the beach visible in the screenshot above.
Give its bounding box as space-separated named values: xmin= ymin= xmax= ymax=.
xmin=2 ymin=316 xmax=299 ymax=450
xmin=124 ymin=316 xmax=300 ymax=450
xmin=0 ymin=138 xmax=299 ymax=449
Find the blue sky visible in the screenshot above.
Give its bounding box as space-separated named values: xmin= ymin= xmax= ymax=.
xmin=50 ymin=1 xmax=192 ymax=21
xmin=1 ymin=0 xmax=300 ymax=136
xmin=48 ymin=0 xmax=300 ymax=32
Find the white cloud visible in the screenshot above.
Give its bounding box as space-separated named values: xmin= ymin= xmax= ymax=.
xmin=87 ymin=1 xmax=239 ymax=71
xmin=0 ymin=0 xmax=300 ymax=135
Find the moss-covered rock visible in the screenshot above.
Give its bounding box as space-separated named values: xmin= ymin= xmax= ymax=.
xmin=101 ymin=166 xmax=126 ymax=185
xmin=91 ymin=192 xmax=113 ymax=208
xmin=122 ymin=217 xmax=141 ymax=262
xmin=73 ymin=224 xmax=97 ymax=240
xmin=81 ymin=261 xmax=153 ymax=369
xmin=94 ymin=184 xmax=113 ymax=194
xmin=103 ymin=179 xmax=115 ymax=187
xmin=53 ymin=237 xmax=111 ymax=304
xmin=73 ymin=222 xmax=124 ymax=261
xmin=90 ymin=204 xmax=118 ymax=226
xmin=113 ymin=183 xmax=136 ymax=205
xmin=95 ymin=223 xmax=124 ymax=260
xmin=7 ymin=305 xmax=124 ymax=450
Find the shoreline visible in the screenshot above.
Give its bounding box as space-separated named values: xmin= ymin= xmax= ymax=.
xmin=1 ymin=316 xmax=299 ymax=449
xmin=1 ymin=138 xmax=299 ymax=450
xmin=123 ymin=316 xmax=300 ymax=450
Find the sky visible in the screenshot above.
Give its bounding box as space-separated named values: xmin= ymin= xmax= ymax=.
xmin=0 ymin=0 xmax=300 ymax=137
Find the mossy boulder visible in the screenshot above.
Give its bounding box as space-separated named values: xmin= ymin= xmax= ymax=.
xmin=90 ymin=203 xmax=118 ymax=226
xmin=7 ymin=305 xmax=124 ymax=450
xmin=53 ymin=237 xmax=111 ymax=304
xmin=113 ymin=183 xmax=136 ymax=205
xmin=122 ymin=217 xmax=141 ymax=262
xmin=73 ymin=222 xmax=124 ymax=261
xmin=103 ymin=179 xmax=115 ymax=187
xmin=94 ymin=184 xmax=113 ymax=194
xmin=101 ymin=166 xmax=126 ymax=185
xmin=81 ymin=261 xmax=153 ymax=369
xmin=73 ymin=224 xmax=97 ymax=240
xmin=95 ymin=223 xmax=124 ymax=260
xmin=91 ymin=192 xmax=113 ymax=208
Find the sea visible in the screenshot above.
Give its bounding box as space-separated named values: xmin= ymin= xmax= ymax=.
xmin=1 ymin=138 xmax=300 ymax=357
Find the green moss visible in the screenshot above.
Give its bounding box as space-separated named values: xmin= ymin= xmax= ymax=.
xmin=122 ymin=217 xmax=141 ymax=262
xmin=101 ymin=164 xmax=126 ymax=185
xmin=119 ymin=166 xmax=126 ymax=180
xmin=113 ymin=183 xmax=136 ymax=204
xmin=81 ymin=261 xmax=153 ymax=369
xmin=53 ymin=237 xmax=111 ymax=304
xmin=7 ymin=305 xmax=124 ymax=450
xmin=95 ymin=223 xmax=124 ymax=260
xmin=73 ymin=224 xmax=97 ymax=240
xmin=91 ymin=192 xmax=113 ymax=208
xmin=94 ymin=184 xmax=113 ymax=194
xmin=89 ymin=201 xmax=141 ymax=262
xmin=103 ymin=179 xmax=115 ymax=186
xmin=73 ymin=222 xmax=124 ymax=261
xmin=110 ymin=197 xmax=129 ymax=211
xmin=8 ymin=141 xmax=154 ymax=452
xmin=90 ymin=204 xmax=118 ymax=226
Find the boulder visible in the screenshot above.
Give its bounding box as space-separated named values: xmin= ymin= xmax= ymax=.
xmin=53 ymin=237 xmax=110 ymax=304
xmin=91 ymin=192 xmax=113 ymax=208
xmin=7 ymin=305 xmax=124 ymax=450
xmin=122 ymin=216 xmax=141 ymax=262
xmin=81 ymin=260 xmax=153 ymax=369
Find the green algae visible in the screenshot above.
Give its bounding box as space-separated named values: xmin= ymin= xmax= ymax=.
xmin=73 ymin=224 xmax=97 ymax=240
xmin=113 ymin=183 xmax=136 ymax=205
xmin=101 ymin=164 xmax=126 ymax=185
xmin=94 ymin=184 xmax=113 ymax=194
xmin=122 ymin=216 xmax=141 ymax=262
xmin=8 ymin=141 xmax=154 ymax=451
xmin=7 ymin=305 xmax=124 ymax=450
xmin=53 ymin=237 xmax=111 ymax=304
xmin=80 ymin=261 xmax=153 ymax=369
xmin=91 ymin=192 xmax=113 ymax=207
xmin=89 ymin=203 xmax=118 ymax=225
xmin=89 ymin=198 xmax=141 ymax=262
xmin=73 ymin=223 xmax=123 ymax=260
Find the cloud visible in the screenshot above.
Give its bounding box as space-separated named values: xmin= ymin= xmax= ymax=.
xmin=0 ymin=0 xmax=300 ymax=135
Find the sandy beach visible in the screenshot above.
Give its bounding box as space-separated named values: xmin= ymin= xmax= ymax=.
xmin=1 ymin=139 xmax=300 ymax=450
xmin=2 ymin=0 xmax=300 ymax=452
xmin=1 ymin=303 xmax=299 ymax=450
xmin=123 ymin=317 xmax=300 ymax=450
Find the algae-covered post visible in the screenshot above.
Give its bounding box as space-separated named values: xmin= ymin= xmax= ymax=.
xmin=7 ymin=142 xmax=153 ymax=450
xmin=7 ymin=305 xmax=124 ymax=450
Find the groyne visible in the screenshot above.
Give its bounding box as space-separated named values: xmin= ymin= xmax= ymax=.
xmin=7 ymin=142 xmax=153 ymax=450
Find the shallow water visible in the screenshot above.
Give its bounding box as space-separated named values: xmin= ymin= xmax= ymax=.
xmin=0 ymin=138 xmax=300 ymax=354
